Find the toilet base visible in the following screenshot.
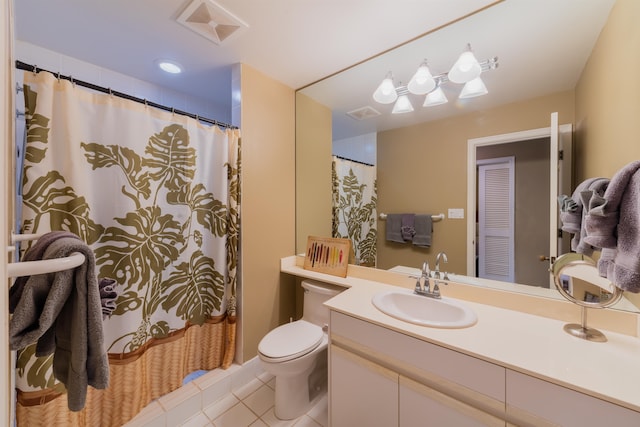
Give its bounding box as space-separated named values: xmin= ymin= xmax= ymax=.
xmin=273 ymin=348 xmax=327 ymax=420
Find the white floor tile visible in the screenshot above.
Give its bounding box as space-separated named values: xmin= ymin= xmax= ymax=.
xmin=213 ymin=402 xmax=258 ymax=427
xmin=257 ymin=371 xmax=275 ymax=384
xmin=180 ymin=412 xmax=212 ymax=427
xmin=259 ymin=408 xmax=297 ymax=427
xmin=249 ymin=419 xmax=269 ymax=427
xmin=203 ymin=394 xmax=240 ymax=421
xmin=292 ymin=415 xmax=322 ymax=427
xmin=232 ymin=377 xmax=263 ymax=400
xmin=266 ymin=377 xmax=276 ymax=390
xmin=306 ymin=395 xmax=328 ymax=427
xmin=243 ymin=384 xmax=275 ymax=417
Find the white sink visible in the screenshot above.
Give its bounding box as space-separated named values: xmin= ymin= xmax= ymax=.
xmin=371 ymin=289 xmax=477 ymax=328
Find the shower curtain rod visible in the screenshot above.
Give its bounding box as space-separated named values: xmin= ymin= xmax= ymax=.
xmin=333 ymin=155 xmax=374 ymax=167
xmin=15 ymin=60 xmax=237 ymax=130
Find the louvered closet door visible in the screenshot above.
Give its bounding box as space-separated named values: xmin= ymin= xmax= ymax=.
xmin=478 ymin=157 xmax=515 ymax=282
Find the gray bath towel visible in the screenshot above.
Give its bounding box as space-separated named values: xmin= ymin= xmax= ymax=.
xmin=401 ymin=213 xmax=415 ymax=241
xmin=558 ymin=177 xmax=609 ymax=255
xmin=412 ymin=214 xmax=433 ymax=248
xmin=584 ymin=160 xmax=640 ymax=292
xmin=9 ymin=237 xmax=109 ymax=411
xmin=385 ymin=214 xmax=404 ymax=243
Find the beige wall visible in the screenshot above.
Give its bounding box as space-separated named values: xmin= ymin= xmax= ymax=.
xmin=239 ymin=65 xmax=297 ymax=362
xmin=377 ymin=90 xmax=574 ymax=274
xmin=575 ymin=0 xmax=640 ymax=180
xmin=575 ymin=0 xmax=640 ymax=307
xmin=295 ymin=93 xmax=333 ymax=253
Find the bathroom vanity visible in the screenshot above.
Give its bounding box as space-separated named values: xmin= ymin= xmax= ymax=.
xmin=281 ymin=256 xmax=640 ymax=426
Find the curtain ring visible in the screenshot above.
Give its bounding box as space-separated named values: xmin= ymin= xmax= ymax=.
xmin=32 ymin=65 xmax=37 ymax=76
xmin=171 ymin=107 xmax=175 ymax=115
xmin=108 ymin=88 xmax=113 ymax=96
xmin=70 ymin=76 xmax=75 ymax=87
xmin=56 ymin=71 xmax=61 ymax=81
xmin=144 ymin=99 xmax=148 ymax=107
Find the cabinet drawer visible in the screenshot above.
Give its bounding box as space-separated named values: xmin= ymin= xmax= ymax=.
xmin=330 ymin=311 xmax=505 ymax=403
xmin=506 ymin=370 xmax=640 ymax=427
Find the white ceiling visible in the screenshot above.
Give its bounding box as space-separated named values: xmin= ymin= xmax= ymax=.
xmin=14 ymin=0 xmax=497 ymax=101
xmin=14 ymin=0 xmax=615 ymax=137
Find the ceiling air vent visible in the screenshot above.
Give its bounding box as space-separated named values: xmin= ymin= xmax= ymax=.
xmin=177 ymin=0 xmax=249 ymax=45
xmin=346 ymin=106 xmax=381 ymax=121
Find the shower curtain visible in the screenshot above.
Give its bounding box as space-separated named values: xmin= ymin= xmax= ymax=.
xmin=14 ymin=71 xmax=241 ymax=426
xmin=331 ymin=156 xmax=377 ymax=266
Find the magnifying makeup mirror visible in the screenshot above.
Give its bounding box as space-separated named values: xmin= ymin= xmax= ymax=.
xmin=551 ymin=253 xmax=623 ymax=342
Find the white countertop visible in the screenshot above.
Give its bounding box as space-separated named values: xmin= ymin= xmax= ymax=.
xmin=281 ymin=257 xmax=640 ymax=412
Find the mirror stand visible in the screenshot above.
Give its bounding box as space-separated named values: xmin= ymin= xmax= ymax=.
xmin=563 ymin=306 xmax=607 ymax=342
xmin=552 ymin=254 xmax=623 ymax=343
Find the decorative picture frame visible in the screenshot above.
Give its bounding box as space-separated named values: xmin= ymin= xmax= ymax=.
xmin=303 ymin=236 xmax=351 ymax=278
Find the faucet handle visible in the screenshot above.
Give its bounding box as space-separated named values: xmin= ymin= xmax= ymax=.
xmin=422 ymin=261 xmax=430 ymax=277
xmin=413 ymin=278 xmax=422 ymax=293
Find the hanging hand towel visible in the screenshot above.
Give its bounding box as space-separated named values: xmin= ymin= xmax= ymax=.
xmin=558 ymin=177 xmax=609 ymax=256
xmin=412 ymin=214 xmax=433 ymax=248
xmin=401 ymin=213 xmax=416 ymax=241
xmin=584 ymin=160 xmax=640 ymax=292
xmin=9 ymin=236 xmax=110 ymax=411
xmin=385 ymin=214 xmax=405 ymax=243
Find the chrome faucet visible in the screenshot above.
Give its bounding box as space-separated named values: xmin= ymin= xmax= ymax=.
xmin=434 ymin=251 xmax=449 ymax=280
xmin=413 ymin=261 xmax=442 ymax=299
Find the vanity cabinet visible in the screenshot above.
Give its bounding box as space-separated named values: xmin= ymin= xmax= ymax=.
xmin=329 ymin=311 xmax=507 ymax=427
xmin=328 ymin=310 xmax=640 ymax=427
xmin=506 ymin=370 xmax=640 ymax=427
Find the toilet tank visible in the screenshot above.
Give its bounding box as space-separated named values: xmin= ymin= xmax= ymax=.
xmin=301 ymin=280 xmax=344 ymax=327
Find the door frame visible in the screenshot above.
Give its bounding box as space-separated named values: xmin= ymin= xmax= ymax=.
xmin=466 ymin=122 xmax=572 ymax=282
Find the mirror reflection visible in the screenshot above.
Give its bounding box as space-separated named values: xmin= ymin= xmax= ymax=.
xmin=296 ymin=0 xmax=640 ymax=313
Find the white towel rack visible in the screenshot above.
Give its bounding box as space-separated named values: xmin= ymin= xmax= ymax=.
xmin=6 ymin=232 xmax=86 ymax=278
xmin=379 ymin=213 xmax=445 ymax=222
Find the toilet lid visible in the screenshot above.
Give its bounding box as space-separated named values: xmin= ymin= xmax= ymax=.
xmin=258 ymin=320 xmax=323 ymax=362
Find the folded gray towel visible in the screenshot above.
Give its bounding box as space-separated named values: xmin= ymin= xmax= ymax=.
xmin=401 ymin=213 xmax=415 ymax=241
xmin=385 ymin=214 xmax=404 ymax=243
xmin=584 ymin=160 xmax=640 ymax=292
xmin=412 ymin=214 xmax=433 ymax=248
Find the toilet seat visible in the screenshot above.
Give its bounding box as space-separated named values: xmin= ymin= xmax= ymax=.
xmin=258 ymin=320 xmax=323 ymax=362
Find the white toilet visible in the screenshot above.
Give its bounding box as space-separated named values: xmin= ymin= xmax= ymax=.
xmin=258 ymin=279 xmax=344 ymax=420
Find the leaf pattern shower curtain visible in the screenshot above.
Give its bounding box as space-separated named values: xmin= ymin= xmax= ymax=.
xmin=15 ymin=71 xmax=241 ymax=426
xmin=332 ymin=156 xmax=377 ymax=266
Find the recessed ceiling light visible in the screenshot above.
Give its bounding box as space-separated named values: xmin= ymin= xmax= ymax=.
xmin=157 ymin=60 xmax=183 ymax=74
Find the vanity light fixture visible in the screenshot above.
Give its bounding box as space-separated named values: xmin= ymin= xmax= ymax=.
xmin=459 ymin=76 xmax=488 ymax=99
xmin=157 ymin=60 xmax=183 ymax=74
xmin=372 ymin=72 xmax=398 ymax=104
xmin=372 ymin=44 xmax=498 ymax=113
xmin=391 ymin=86 xmax=414 ymax=114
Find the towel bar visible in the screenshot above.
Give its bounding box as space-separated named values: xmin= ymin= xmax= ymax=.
xmin=7 ymin=232 xmax=86 ymax=277
xmin=7 ymin=253 xmax=86 ymax=278
xmin=379 ymin=213 xmax=445 ymax=221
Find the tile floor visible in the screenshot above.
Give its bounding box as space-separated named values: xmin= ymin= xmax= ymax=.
xmin=124 ymin=359 xmax=328 ymax=427
xmin=180 ymin=372 xmax=328 ymax=427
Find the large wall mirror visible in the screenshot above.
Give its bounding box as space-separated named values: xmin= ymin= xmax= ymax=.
xmin=295 ymin=0 xmax=640 ymax=313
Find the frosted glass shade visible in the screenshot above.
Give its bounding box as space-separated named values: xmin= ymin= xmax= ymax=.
xmin=448 ymin=51 xmax=482 ymax=83
xmin=459 ymin=77 xmax=488 ymax=99
xmin=423 ymin=87 xmax=448 ymax=107
xmin=392 ymin=94 xmax=414 ymax=114
xmin=373 ymin=76 xmax=398 ymax=104
xmin=407 ymin=63 xmax=436 ymax=95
